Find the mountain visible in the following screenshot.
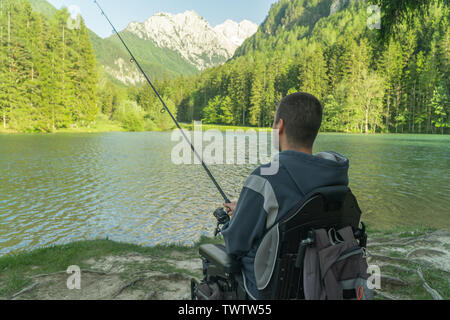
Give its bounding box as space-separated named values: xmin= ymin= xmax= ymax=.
xmin=28 ymin=0 xmax=57 ymax=18
xmin=330 ymin=0 xmax=355 ymax=15
xmin=125 ymin=11 xmax=258 ymax=71
xmin=214 ymin=19 xmax=259 ymax=48
xmin=167 ymin=0 xmax=448 ymax=134
xmin=27 ymin=1 xmax=257 ymax=85
xmin=90 ymin=29 xmax=199 ymax=85
xmin=26 ymin=0 xmax=198 ymax=85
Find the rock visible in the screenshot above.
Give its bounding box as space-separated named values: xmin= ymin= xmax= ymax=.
xmin=166 ymin=273 xmax=189 ymax=281
xmin=406 ymin=248 xmax=447 ymax=259
xmin=430 ymin=230 xmax=450 ymax=237
xmin=379 ymin=264 xmax=412 ymax=273
xmin=374 ymin=290 xmax=401 ymax=300
xmin=368 ymin=254 xmax=409 ymax=264
xmin=144 ymin=291 xmax=157 ymax=300
xmin=381 ymin=275 xmax=409 ymax=288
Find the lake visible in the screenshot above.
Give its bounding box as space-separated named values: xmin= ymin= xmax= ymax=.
xmin=0 ymin=132 xmax=449 ymax=255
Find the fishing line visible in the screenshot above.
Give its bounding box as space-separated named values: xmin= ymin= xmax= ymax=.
xmin=93 ymin=0 xmax=231 ymax=204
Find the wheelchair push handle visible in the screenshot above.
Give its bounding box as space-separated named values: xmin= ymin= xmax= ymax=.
xmin=295 ymin=231 xmax=316 ymax=268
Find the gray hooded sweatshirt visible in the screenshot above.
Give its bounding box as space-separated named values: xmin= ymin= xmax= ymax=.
xmin=221 ymin=150 xmax=350 ymax=299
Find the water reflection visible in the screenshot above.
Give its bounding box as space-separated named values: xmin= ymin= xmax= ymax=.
xmin=0 ymin=132 xmax=449 ymax=255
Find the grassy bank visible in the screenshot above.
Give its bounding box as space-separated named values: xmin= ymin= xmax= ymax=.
xmin=56 ymin=121 xmax=126 ymax=134
xmin=0 ymin=236 xmax=223 ymax=300
xmin=0 ymin=227 xmax=448 ymax=300
xmin=3 ymin=121 xmax=449 ymax=135
xmin=0 ymin=118 xmax=126 ymax=134
xmin=180 ymin=123 xmax=272 ymax=132
xmin=0 ymin=127 xmax=19 ymax=134
xmin=0 ymin=121 xmax=271 ymax=135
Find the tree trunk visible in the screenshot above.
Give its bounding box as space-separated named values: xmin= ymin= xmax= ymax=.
xmin=365 ymin=107 xmax=369 ymax=134
xmin=0 ymin=13 xmax=3 ymax=128
xmin=395 ymin=86 xmax=401 ymax=133
xmin=412 ymin=83 xmax=416 ymax=133
xmin=6 ymin=9 xmax=10 ymax=127
xmin=386 ymin=90 xmax=390 ymax=131
xmin=62 ymin=25 xmax=65 ymax=106
xmin=8 ymin=9 xmax=10 ymax=70
xmin=426 ymin=90 xmax=431 ymax=134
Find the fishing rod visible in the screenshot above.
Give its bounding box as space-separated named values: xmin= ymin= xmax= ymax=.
xmin=93 ymin=1 xmax=230 ymax=204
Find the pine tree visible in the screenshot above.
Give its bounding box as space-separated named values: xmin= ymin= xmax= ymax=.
xmin=299 ymin=45 xmax=328 ymax=102
xmin=248 ymin=60 xmax=265 ymax=127
xmin=430 ymin=84 xmax=449 ymax=134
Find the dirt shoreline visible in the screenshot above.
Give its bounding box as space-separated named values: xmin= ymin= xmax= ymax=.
xmin=1 ymin=230 xmax=449 ymax=300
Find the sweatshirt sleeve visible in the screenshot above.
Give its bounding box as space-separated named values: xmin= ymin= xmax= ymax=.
xmin=221 ymin=182 xmax=268 ymax=259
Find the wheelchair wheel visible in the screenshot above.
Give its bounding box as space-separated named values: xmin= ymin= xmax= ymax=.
xmin=191 ymin=278 xmax=200 ymax=300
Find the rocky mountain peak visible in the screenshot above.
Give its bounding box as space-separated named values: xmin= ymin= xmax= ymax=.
xmin=125 ymin=11 xmax=257 ymax=70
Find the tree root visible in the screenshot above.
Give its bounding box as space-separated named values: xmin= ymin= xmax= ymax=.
xmin=10 ymin=282 xmax=39 ymax=300
xmin=112 ymin=277 xmax=143 ymax=299
xmin=381 ymin=275 xmax=409 ymax=287
xmin=368 ymin=253 xmax=410 ymax=264
xmin=379 ymin=264 xmax=412 ymax=273
xmin=406 ymin=248 xmax=446 ymax=259
xmin=31 ymin=269 xmax=108 ymax=279
xmin=416 ymin=268 xmax=443 ymax=300
xmin=374 ymin=290 xmax=400 ymax=300
xmin=368 ymin=242 xmax=408 ymax=248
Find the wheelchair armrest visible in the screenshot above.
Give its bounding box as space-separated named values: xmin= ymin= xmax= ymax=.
xmin=199 ymin=244 xmax=241 ymax=274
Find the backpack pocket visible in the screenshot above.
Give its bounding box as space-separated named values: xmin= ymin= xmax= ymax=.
xmin=304 ymin=226 xmax=373 ymax=300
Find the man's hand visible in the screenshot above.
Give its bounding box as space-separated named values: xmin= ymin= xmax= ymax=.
xmin=223 ymin=201 xmax=237 ymax=218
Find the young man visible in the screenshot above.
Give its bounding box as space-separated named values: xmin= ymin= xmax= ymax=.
xmin=221 ymin=92 xmax=350 ymax=299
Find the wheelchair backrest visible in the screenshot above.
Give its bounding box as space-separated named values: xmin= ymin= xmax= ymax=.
xmin=255 ymin=185 xmax=363 ymax=300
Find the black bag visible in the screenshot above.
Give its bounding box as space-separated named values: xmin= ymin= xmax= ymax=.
xmin=194 ymin=280 xmax=235 ymax=300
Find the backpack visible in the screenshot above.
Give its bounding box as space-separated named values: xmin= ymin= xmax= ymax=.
xmin=302 ymin=226 xmax=373 ymax=300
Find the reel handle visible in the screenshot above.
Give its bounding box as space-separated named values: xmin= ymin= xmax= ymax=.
xmin=213 ymin=208 xmax=230 ymax=237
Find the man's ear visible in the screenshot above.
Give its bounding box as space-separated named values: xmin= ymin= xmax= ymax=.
xmin=277 ymin=118 xmax=285 ymax=135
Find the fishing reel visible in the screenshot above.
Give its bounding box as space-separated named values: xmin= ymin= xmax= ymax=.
xmin=213 ymin=208 xmax=230 ymax=237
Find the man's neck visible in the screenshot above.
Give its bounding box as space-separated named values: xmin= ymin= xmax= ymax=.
xmin=281 ymin=144 xmax=313 ymax=155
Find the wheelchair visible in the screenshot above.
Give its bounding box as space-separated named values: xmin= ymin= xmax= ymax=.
xmin=191 ymin=185 xmax=368 ymax=300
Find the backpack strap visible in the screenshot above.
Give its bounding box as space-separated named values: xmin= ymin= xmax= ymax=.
xmin=303 ymin=229 xmax=329 ymax=300
xmin=337 ymin=226 xmax=357 ymax=243
xmin=315 ymin=229 xmax=332 ymax=249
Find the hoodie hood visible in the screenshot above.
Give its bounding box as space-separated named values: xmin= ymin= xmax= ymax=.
xmin=315 ymin=151 xmax=349 ymax=163
xmin=278 ymin=150 xmax=350 ymax=196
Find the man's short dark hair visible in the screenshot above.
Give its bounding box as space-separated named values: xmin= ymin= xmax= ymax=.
xmin=275 ymin=92 xmax=323 ymax=148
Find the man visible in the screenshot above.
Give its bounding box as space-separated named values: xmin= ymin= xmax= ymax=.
xmin=221 ymin=92 xmax=350 ymax=299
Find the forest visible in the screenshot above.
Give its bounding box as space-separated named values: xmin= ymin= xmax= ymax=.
xmin=0 ymin=0 xmax=449 ymax=134
xmin=162 ymin=0 xmax=449 ymax=134
xmin=0 ymin=0 xmax=98 ymax=132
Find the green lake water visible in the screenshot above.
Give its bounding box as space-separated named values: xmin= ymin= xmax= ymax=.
xmin=0 ymin=132 xmax=449 ymax=255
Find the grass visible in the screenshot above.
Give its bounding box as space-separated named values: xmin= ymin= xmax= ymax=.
xmin=365 ymin=225 xmax=449 ymax=300
xmin=1 ymin=227 xmax=448 ymax=300
xmin=378 ymin=261 xmax=450 ymax=300
xmin=0 ymin=127 xmax=19 ymax=134
xmin=0 ymin=121 xmax=272 ymax=135
xmin=180 ymin=123 xmax=272 ymax=132
xmin=367 ymin=225 xmax=438 ymax=238
xmin=56 ymin=122 xmax=126 ymax=134
xmin=0 ymin=236 xmax=223 ymax=298
xmin=0 ymin=117 xmax=126 ymax=135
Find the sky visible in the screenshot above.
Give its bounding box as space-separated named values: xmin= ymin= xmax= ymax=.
xmin=47 ymin=0 xmax=278 ymax=38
